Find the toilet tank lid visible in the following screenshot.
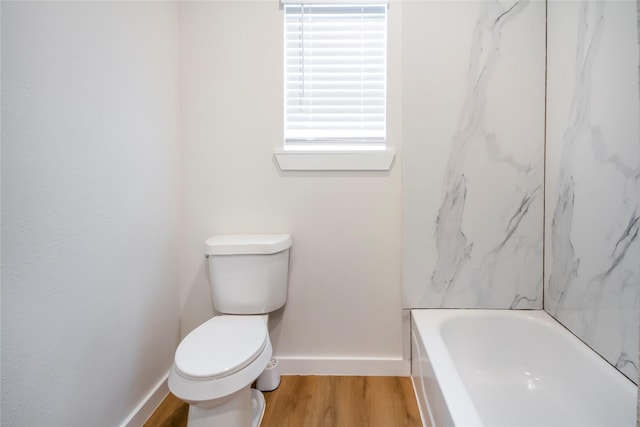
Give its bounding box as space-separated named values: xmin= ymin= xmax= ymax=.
xmin=205 ymin=234 xmax=292 ymax=255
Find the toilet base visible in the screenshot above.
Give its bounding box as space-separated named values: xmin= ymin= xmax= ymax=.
xmin=185 ymin=386 xmax=266 ymax=427
xmin=250 ymin=388 xmax=266 ymax=427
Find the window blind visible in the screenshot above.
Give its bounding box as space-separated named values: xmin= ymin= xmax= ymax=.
xmin=284 ymin=4 xmax=387 ymax=147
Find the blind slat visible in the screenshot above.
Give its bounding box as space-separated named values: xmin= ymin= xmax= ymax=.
xmin=284 ymin=3 xmax=387 ymax=144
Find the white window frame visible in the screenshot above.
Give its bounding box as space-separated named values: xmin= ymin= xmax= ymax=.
xmin=275 ymin=0 xmax=395 ymax=171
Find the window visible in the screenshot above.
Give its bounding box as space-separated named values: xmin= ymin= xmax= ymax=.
xmin=283 ymin=2 xmax=388 ymax=150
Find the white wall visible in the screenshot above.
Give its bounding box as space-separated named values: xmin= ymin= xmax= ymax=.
xmin=178 ymin=1 xmax=405 ymax=374
xmin=1 ymin=2 xmax=180 ymax=425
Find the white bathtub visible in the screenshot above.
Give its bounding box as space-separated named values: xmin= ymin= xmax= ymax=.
xmin=411 ymin=309 xmax=637 ymax=427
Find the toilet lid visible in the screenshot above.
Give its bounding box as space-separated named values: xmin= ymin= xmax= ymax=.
xmin=174 ymin=316 xmax=268 ymax=380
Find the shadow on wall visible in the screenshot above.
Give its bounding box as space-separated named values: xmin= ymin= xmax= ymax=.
xmin=181 ymin=261 xmax=215 ymax=337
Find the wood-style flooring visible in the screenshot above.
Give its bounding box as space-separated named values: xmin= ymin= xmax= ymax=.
xmin=144 ymin=376 xmax=422 ymax=427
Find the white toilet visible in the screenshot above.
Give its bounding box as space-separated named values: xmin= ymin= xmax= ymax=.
xmin=169 ymin=234 xmax=292 ymax=427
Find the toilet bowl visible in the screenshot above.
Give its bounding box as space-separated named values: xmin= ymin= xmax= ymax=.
xmin=169 ymin=315 xmax=272 ymax=427
xmin=169 ymin=234 xmax=292 ymax=427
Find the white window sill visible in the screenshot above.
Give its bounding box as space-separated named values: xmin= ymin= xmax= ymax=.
xmin=274 ymin=148 xmax=395 ymax=171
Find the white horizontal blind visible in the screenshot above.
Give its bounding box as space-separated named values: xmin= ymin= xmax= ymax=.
xmin=284 ymin=4 xmax=387 ymax=147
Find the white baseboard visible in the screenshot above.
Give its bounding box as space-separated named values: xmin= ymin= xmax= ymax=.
xmin=120 ymin=369 xmax=170 ymax=427
xmin=275 ymin=356 xmax=410 ymax=376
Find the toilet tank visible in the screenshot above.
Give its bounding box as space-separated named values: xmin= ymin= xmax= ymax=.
xmin=205 ymin=234 xmax=292 ymax=315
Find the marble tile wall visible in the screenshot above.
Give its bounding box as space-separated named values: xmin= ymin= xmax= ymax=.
xmin=545 ymin=0 xmax=640 ymax=382
xmin=402 ymin=0 xmax=546 ymax=309
xmin=402 ymin=0 xmax=639 ymax=383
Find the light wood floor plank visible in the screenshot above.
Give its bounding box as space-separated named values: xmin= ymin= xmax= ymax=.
xmin=143 ymin=392 xmax=188 ymax=427
xmin=261 ymin=376 xmax=421 ymax=427
xmin=144 ymin=376 xmax=422 ymax=427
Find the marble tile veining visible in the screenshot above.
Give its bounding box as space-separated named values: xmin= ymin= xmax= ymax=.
xmin=545 ymin=0 xmax=640 ymax=382
xmin=402 ymin=0 xmax=545 ymax=309
xmin=402 ymin=0 xmax=639 ymax=384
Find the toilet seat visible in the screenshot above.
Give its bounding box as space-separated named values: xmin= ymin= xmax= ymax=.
xmin=174 ymin=316 xmax=268 ymax=381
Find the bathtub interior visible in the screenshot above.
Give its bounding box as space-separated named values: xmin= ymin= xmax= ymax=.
xmin=410 ymin=309 xmax=638 ymax=427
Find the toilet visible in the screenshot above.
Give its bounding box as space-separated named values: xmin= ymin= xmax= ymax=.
xmin=169 ymin=234 xmax=292 ymax=427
